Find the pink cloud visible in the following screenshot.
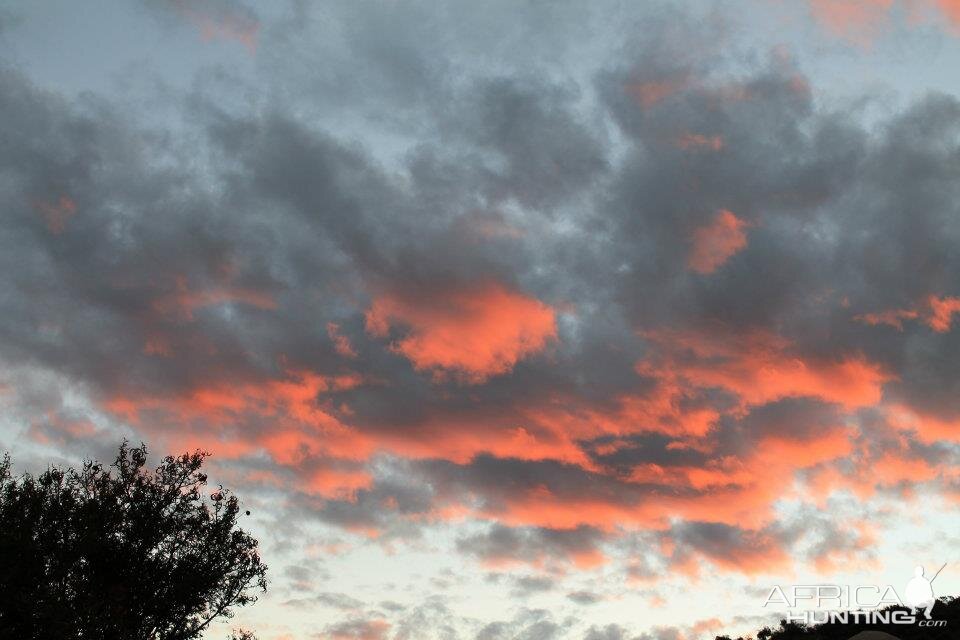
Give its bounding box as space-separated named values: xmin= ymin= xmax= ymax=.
xmin=365 ymin=282 xmax=557 ymax=383
xmin=687 ymin=210 xmax=749 ymax=275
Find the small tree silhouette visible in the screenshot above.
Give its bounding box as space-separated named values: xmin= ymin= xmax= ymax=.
xmin=0 ymin=442 xmax=267 ymax=640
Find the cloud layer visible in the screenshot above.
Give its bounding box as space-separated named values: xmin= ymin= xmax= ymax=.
xmin=3 ymin=1 xmax=960 ymax=638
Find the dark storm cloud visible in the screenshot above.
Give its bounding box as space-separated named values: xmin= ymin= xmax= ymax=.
xmin=597 ymin=53 xmax=865 ymax=328
xmin=420 ymin=454 xmax=696 ymax=524
xmin=667 ymin=521 xmax=787 ymax=573
xmin=600 ymin=52 xmax=960 ymax=423
xmin=0 ymin=65 xmax=305 ymax=402
xmin=581 ymin=433 xmax=711 ymax=475
xmin=437 ymin=77 xmax=609 ymax=211
xmin=713 ymin=397 xmax=847 ymax=456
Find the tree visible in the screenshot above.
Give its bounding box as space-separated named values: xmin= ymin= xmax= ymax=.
xmin=0 ymin=442 xmax=267 ymax=640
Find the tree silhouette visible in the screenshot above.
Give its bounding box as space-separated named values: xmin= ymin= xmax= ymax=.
xmin=0 ymin=442 xmax=267 ymax=640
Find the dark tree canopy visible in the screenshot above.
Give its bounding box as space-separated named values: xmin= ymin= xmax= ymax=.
xmin=0 ymin=442 xmax=267 ymax=640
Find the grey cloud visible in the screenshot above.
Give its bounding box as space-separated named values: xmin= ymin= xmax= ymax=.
xmin=476 ymin=608 xmax=568 ymax=640
xmin=318 ymin=615 xmax=390 ymax=640
xmin=634 ymin=628 xmax=683 ymax=640
xmin=283 ymin=591 xmax=365 ymax=611
xmin=378 ymin=600 xmax=406 ymax=613
xmin=456 ymin=523 xmax=606 ymax=568
xmin=583 ymin=625 xmax=633 ymax=640
xmin=389 ymin=595 xmax=461 ymax=640
xmin=511 ymin=575 xmax=556 ymax=598
xmin=566 ymin=591 xmax=603 ymax=606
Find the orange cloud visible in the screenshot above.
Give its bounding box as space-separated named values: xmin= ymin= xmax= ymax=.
xmin=377 ymin=328 xmax=882 ymax=537
xmin=27 ymin=413 xmax=102 ymax=446
xmin=700 ymin=536 xmax=792 ymax=576
xmin=676 ymin=133 xmax=724 ymax=151
xmin=885 ymin=403 xmax=960 ymax=444
xmin=808 ymin=0 xmax=894 ymax=46
xmin=691 ymin=618 xmax=725 ymax=636
xmin=925 ymin=295 xmax=960 ymax=331
xmin=327 ymin=322 xmax=358 ymax=358
xmin=854 ymin=308 xmax=919 ymax=331
xmin=365 ymin=282 xmax=557 ymax=383
xmin=755 ymin=428 xmax=853 ymax=469
xmin=854 ymin=294 xmax=960 ymax=332
xmin=172 ymin=0 xmax=259 ymax=54
xmin=460 ymin=212 xmax=526 ymax=240
xmin=528 ymin=379 xmax=721 ymax=441
xmin=938 ymin=0 xmax=960 ymax=30
xmin=687 ymin=210 xmax=749 ymax=275
xmin=376 ymin=413 xmax=594 ymax=467
xmin=806 ymin=1 xmax=960 ymax=42
xmin=475 ymin=457 xmax=791 ymax=534
xmin=625 ymin=76 xmax=689 ymax=108
xmin=33 ymin=195 xmax=77 ymax=234
xmin=97 ymin=314 xmax=898 ymax=575
xmin=104 ymin=369 xmax=372 ymax=498
xmin=326 ymin=619 xmax=390 ymax=640
xmin=871 ymin=450 xmax=940 ymax=486
xmin=640 ymin=327 xmax=890 ymax=411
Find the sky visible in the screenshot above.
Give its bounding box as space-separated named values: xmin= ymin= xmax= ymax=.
xmin=3 ymin=1 xmax=960 ymax=639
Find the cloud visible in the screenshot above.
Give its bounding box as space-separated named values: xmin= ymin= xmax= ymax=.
xmin=365 ymin=282 xmax=557 ymax=384
xmin=939 ymin=0 xmax=960 ymax=31
xmin=626 ymin=76 xmax=691 ymax=109
xmin=807 ymin=0 xmax=894 ymax=46
xmin=319 ymin=617 xmax=390 ymax=640
xmin=3 ymin=2 xmax=960 ymax=638
xmin=566 ymin=591 xmax=603 ymax=605
xmin=665 ymin=521 xmax=791 ymax=576
xmin=152 ymin=0 xmax=259 ymax=54
xmin=511 ymin=575 xmax=556 ymax=597
xmin=675 ymin=133 xmax=724 ymax=152
xmin=33 ymin=195 xmax=77 ymax=234
xmin=855 ymin=294 xmax=960 ymax=332
xmin=455 ymin=524 xmax=606 ymax=569
xmin=638 ymin=327 xmax=889 ymax=412
xmin=283 ymin=592 xmax=365 ymax=611
xmin=327 ymin=322 xmax=359 ymax=359
xmin=476 ymin=609 xmax=567 ymax=640
xmin=584 ymin=625 xmax=635 ymax=640
xmin=804 ymin=0 xmax=960 ymax=44
xmin=151 ymin=275 xmax=278 ymax=320
xmin=687 ymin=210 xmax=749 ymax=274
